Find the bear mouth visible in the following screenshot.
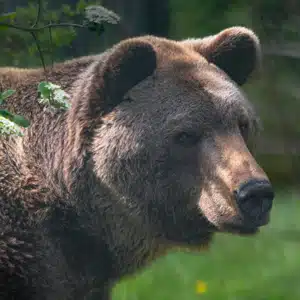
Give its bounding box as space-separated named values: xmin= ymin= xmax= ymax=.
xmin=213 ymin=213 xmax=270 ymax=236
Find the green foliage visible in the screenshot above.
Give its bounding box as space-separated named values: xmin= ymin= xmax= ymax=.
xmin=0 ymin=110 xmax=30 ymax=128
xmin=0 ymin=80 xmax=72 ymax=137
xmin=0 ymin=12 xmax=17 ymax=23
xmin=0 ymin=0 xmax=120 ymax=138
xmin=38 ymin=81 xmax=71 ymax=110
xmin=0 ymin=90 xmax=30 ymax=137
xmin=0 ymin=1 xmax=120 ymax=67
xmin=0 ymin=89 xmax=16 ymax=104
xmin=169 ymin=0 xmax=252 ymax=39
xmin=0 ymin=81 xmax=72 ymax=138
xmin=0 ymin=116 xmax=25 ymax=137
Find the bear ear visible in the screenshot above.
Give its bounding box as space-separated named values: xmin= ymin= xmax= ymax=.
xmin=181 ymin=27 xmax=261 ymax=85
xmin=64 ymin=40 xmax=156 ymax=185
xmin=92 ymin=39 xmax=157 ymax=115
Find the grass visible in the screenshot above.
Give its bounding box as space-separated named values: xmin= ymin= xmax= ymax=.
xmin=112 ymin=190 xmax=300 ymax=300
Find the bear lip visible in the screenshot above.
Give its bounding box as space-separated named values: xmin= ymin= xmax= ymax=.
xmin=215 ymin=213 xmax=271 ymax=236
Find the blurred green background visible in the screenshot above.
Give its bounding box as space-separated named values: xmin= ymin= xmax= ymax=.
xmin=1 ymin=0 xmax=300 ymax=299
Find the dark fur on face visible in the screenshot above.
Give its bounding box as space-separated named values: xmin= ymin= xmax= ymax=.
xmin=0 ymin=27 xmax=271 ymax=299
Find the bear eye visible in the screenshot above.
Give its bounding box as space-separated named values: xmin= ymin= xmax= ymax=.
xmin=239 ymin=119 xmax=250 ymax=138
xmin=174 ymin=132 xmax=200 ymax=147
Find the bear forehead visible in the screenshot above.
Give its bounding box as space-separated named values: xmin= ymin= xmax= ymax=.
xmin=134 ymin=36 xmax=245 ymax=103
xmin=123 ymin=71 xmax=251 ymax=135
xmin=126 ymin=37 xmax=246 ymax=111
xmin=142 ymin=36 xmax=208 ymax=69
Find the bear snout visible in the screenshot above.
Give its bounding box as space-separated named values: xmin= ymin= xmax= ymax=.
xmin=198 ymin=134 xmax=274 ymax=233
xmin=234 ymin=178 xmax=274 ymax=227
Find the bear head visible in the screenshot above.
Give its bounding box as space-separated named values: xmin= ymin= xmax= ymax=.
xmin=66 ymin=26 xmax=274 ymax=251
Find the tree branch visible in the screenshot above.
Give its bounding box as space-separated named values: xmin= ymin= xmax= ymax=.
xmin=0 ymin=22 xmax=86 ymax=32
xmin=48 ymin=25 xmax=54 ymax=67
xmin=31 ymin=32 xmax=46 ymax=72
xmin=32 ymin=0 xmax=42 ymax=28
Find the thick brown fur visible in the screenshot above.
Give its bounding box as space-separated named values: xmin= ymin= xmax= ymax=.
xmin=0 ymin=27 xmax=272 ymax=299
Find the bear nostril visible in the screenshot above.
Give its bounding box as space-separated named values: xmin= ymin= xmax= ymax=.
xmin=235 ymin=179 xmax=274 ymax=224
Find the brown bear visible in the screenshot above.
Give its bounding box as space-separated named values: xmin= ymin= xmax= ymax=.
xmin=0 ymin=26 xmax=274 ymax=299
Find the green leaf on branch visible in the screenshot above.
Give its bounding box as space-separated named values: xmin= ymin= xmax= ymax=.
xmin=0 ymin=89 xmax=15 ymax=104
xmin=0 ymin=11 xmax=17 ymax=23
xmin=76 ymin=0 xmax=88 ymax=14
xmin=11 ymin=114 xmax=30 ymax=127
xmin=38 ymin=81 xmax=71 ymax=110
xmin=0 ymin=90 xmax=30 ymax=136
xmin=0 ymin=109 xmax=15 ymax=120
xmin=0 ymin=109 xmax=30 ymax=128
xmin=38 ymin=82 xmax=52 ymax=100
xmin=0 ymin=116 xmax=25 ymax=137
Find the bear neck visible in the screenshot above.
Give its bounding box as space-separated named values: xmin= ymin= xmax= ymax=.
xmin=63 ymin=166 xmax=163 ymax=280
xmin=9 ymin=118 xmax=162 ymax=290
xmin=0 ymin=127 xmax=161 ymax=295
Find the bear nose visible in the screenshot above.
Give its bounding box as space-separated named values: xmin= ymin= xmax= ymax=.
xmin=234 ymin=179 xmax=274 ymax=226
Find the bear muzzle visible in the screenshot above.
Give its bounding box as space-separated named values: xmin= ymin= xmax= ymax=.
xmin=234 ymin=178 xmax=274 ymax=227
xmin=199 ymin=134 xmax=274 ymax=234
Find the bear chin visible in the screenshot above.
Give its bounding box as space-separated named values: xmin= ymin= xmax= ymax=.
xmin=202 ymin=210 xmax=271 ymax=237
xmin=223 ymin=224 xmax=260 ymax=236
xmin=218 ymin=217 xmax=270 ymax=236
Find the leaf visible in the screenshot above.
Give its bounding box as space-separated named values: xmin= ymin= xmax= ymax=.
xmin=84 ymin=5 xmax=120 ymax=27
xmin=0 ymin=116 xmax=24 ymax=137
xmin=0 ymin=89 xmax=15 ymax=104
xmin=0 ymin=109 xmax=30 ymax=128
xmin=0 ymin=11 xmax=17 ymax=22
xmin=11 ymin=114 xmax=30 ymax=128
xmin=38 ymin=81 xmax=70 ymax=111
xmin=76 ymin=0 xmax=88 ymax=14
xmin=62 ymin=4 xmax=75 ymax=17
xmin=38 ymin=81 xmax=52 ymax=99
xmin=0 ymin=109 xmax=15 ymax=120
